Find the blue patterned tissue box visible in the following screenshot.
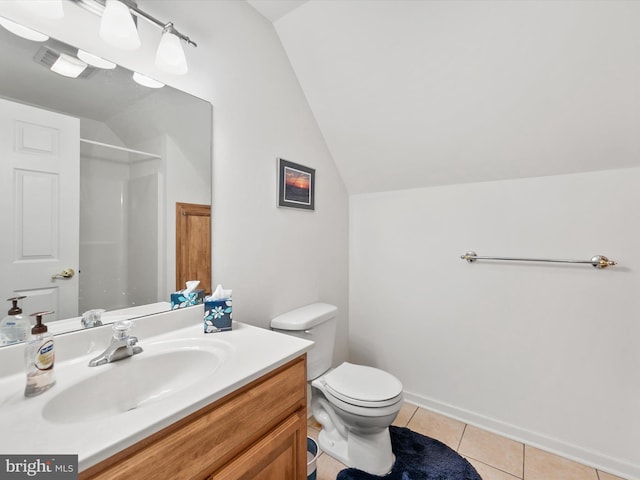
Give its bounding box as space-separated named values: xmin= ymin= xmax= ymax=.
xmin=204 ymin=299 xmax=232 ymax=333
xmin=171 ymin=289 xmax=204 ymax=309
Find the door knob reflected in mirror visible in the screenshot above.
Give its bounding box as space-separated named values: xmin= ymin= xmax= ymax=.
xmin=51 ymin=268 xmax=75 ymax=280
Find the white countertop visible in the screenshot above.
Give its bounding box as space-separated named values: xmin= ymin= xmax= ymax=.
xmin=0 ymin=307 xmax=313 ymax=471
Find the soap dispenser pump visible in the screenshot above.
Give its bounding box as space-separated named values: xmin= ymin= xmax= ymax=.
xmin=24 ymin=310 xmax=56 ymax=397
xmin=0 ymin=296 xmax=29 ymax=346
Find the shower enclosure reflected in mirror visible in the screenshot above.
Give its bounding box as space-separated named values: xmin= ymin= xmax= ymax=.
xmin=0 ymin=24 xmax=212 ymax=343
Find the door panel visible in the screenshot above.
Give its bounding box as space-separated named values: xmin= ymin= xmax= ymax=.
xmin=17 ymin=170 xmax=58 ymax=258
xmin=0 ymin=98 xmax=80 ymax=321
xmin=176 ymin=202 xmax=211 ymax=295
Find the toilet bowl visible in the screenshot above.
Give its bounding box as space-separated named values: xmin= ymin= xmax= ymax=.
xmin=270 ymin=303 xmax=403 ymax=475
xmin=311 ymin=362 xmax=403 ymax=475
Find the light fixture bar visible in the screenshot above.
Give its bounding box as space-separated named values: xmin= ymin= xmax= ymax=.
xmin=71 ymin=0 xmax=196 ymax=47
xmin=127 ymin=4 xmax=196 ymax=47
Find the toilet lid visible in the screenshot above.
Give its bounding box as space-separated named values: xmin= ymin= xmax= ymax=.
xmin=323 ymin=362 xmax=402 ymax=405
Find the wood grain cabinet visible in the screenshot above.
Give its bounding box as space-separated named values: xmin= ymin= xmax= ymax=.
xmin=80 ymin=356 xmax=308 ymax=480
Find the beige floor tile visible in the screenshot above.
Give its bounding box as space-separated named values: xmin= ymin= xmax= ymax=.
xmin=316 ymin=452 xmax=348 ymax=480
xmin=393 ymin=402 xmax=418 ymax=427
xmin=467 ymin=458 xmax=522 ymax=480
xmin=406 ymin=408 xmax=466 ymax=450
xmin=459 ymin=425 xmax=524 ymax=478
xmin=308 ymin=416 xmax=322 ymax=430
xmin=307 ymin=424 xmax=320 ymax=443
xmin=598 ymin=471 xmax=628 ymax=480
xmin=524 ymin=446 xmax=598 ymax=480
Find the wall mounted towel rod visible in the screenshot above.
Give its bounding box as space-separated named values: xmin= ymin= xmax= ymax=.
xmin=460 ymin=251 xmax=617 ymax=269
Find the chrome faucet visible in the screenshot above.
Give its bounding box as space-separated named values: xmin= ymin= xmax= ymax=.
xmin=88 ymin=320 xmax=143 ymax=367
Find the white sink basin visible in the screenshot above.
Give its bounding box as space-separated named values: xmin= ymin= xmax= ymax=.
xmin=43 ymin=338 xmax=230 ymax=424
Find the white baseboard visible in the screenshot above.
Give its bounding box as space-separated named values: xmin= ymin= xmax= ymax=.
xmin=403 ymin=390 xmax=639 ymax=480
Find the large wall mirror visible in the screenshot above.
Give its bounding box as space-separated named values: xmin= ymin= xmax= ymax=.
xmin=0 ymin=25 xmax=212 ymax=344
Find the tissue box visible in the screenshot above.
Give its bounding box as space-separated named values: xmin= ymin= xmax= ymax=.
xmin=171 ymin=289 xmax=205 ymax=309
xmin=204 ymin=298 xmax=232 ymax=333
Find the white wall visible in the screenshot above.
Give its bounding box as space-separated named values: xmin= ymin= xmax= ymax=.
xmin=79 ymin=118 xmax=132 ymax=314
xmin=0 ymin=1 xmax=349 ymax=362
xmin=79 ymin=155 xmax=129 ymax=312
xmin=350 ymin=167 xmax=640 ymax=479
xmin=128 ymin=171 xmax=160 ymax=306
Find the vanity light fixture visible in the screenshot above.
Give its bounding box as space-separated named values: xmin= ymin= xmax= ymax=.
xmin=155 ymin=23 xmax=188 ymax=75
xmin=132 ymin=72 xmax=164 ymax=89
xmin=73 ymin=0 xmax=196 ymax=75
xmin=77 ymin=49 xmax=117 ymax=69
xmin=99 ymin=0 xmax=140 ymax=50
xmin=50 ymin=53 xmax=88 ymax=78
xmin=0 ymin=17 xmax=49 ymax=42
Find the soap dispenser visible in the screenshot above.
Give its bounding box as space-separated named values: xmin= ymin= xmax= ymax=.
xmin=24 ymin=310 xmax=56 ymax=397
xmin=0 ymin=296 xmax=29 ymax=346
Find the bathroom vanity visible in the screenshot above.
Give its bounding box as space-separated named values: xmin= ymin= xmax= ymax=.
xmin=81 ymin=356 xmax=307 ymax=480
xmin=0 ymin=307 xmax=313 ymax=480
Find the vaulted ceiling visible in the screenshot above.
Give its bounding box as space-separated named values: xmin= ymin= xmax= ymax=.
xmin=248 ymin=0 xmax=640 ymax=195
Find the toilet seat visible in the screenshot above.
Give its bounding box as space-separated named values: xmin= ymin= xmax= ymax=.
xmin=321 ymin=362 xmax=403 ymax=408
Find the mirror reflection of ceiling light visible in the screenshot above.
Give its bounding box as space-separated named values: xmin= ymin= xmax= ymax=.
xmin=77 ymin=49 xmax=117 ymax=69
xmin=50 ymin=53 xmax=88 ymax=78
xmin=0 ymin=17 xmax=49 ymax=42
xmin=132 ymin=72 xmax=164 ymax=89
xmin=155 ymin=23 xmax=188 ymax=75
xmin=99 ymin=0 xmax=141 ymax=50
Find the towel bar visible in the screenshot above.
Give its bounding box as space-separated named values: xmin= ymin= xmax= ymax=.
xmin=460 ymin=252 xmax=617 ymax=269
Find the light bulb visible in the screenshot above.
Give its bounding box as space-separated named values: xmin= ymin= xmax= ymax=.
xmin=0 ymin=17 xmax=49 ymax=42
xmin=99 ymin=0 xmax=141 ymax=50
xmin=155 ymin=25 xmax=188 ymax=75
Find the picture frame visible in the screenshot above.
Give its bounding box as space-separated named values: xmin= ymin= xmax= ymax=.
xmin=277 ymin=158 xmax=315 ymax=210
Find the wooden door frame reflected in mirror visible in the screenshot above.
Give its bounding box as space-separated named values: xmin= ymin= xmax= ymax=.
xmin=176 ymin=202 xmax=212 ymax=296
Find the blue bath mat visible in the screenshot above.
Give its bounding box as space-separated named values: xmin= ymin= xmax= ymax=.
xmin=336 ymin=426 xmax=482 ymax=480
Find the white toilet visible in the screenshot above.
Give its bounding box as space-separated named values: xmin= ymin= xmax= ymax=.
xmin=271 ymin=303 xmax=403 ymax=475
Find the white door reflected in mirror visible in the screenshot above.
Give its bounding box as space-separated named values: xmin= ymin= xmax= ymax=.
xmin=0 ymin=98 xmax=80 ymax=321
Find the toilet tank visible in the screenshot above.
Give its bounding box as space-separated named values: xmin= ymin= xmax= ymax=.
xmin=271 ymin=303 xmax=337 ymax=380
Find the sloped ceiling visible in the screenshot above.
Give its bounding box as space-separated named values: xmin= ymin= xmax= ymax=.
xmin=254 ymin=0 xmax=640 ymax=195
xmin=246 ymin=0 xmax=308 ymax=22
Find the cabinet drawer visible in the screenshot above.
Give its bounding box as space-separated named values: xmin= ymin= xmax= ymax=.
xmin=209 ymin=411 xmax=306 ymax=480
xmin=80 ymin=356 xmax=307 ymax=480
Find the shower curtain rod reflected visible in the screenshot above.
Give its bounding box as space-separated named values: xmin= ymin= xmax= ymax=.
xmin=460 ymin=251 xmax=617 ymax=269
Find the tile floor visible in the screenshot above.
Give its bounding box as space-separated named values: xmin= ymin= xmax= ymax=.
xmin=307 ymin=402 xmax=629 ymax=480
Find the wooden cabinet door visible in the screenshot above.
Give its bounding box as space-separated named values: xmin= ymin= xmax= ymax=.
xmin=210 ymin=411 xmax=307 ymax=480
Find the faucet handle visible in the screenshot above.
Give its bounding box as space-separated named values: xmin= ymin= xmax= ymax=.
xmin=82 ymin=309 xmax=105 ymax=328
xmin=112 ymin=320 xmax=133 ymax=340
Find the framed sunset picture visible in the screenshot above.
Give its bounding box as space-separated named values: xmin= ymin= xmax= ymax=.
xmin=278 ymin=158 xmax=315 ymax=210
